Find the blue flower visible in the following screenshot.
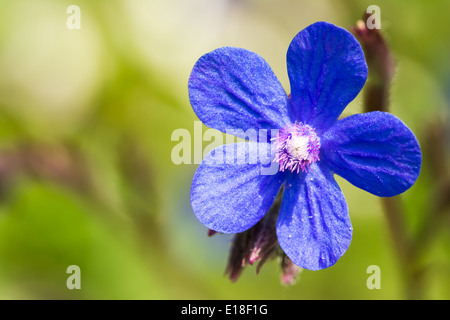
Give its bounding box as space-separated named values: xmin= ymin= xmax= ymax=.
xmin=188 ymin=21 xmax=422 ymax=270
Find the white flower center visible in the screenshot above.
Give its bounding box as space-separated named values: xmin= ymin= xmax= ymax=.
xmin=285 ymin=135 xmax=310 ymax=160
xmin=272 ymin=122 xmax=320 ymax=173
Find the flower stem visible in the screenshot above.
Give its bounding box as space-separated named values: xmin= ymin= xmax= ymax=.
xmin=351 ymin=15 xmax=421 ymax=299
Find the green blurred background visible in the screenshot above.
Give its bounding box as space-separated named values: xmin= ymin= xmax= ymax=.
xmin=0 ymin=0 xmax=448 ymax=299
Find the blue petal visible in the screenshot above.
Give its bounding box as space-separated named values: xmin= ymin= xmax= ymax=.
xmin=287 ymin=21 xmax=368 ymax=132
xmin=277 ymin=163 xmax=352 ymax=270
xmin=321 ymin=111 xmax=422 ymax=197
xmin=191 ymin=142 xmax=285 ymax=233
xmin=189 ymin=47 xmax=290 ymax=140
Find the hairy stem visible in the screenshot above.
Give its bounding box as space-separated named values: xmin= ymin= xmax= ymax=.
xmin=351 ymin=16 xmax=420 ymax=299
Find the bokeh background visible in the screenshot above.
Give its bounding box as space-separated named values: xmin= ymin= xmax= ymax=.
xmin=0 ymin=0 xmax=448 ymax=299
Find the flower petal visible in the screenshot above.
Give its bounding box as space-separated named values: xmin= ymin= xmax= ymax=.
xmin=276 ymin=163 xmax=352 ymax=270
xmin=191 ymin=142 xmax=285 ymax=233
xmin=287 ymin=21 xmax=368 ymax=132
xmin=189 ymin=47 xmax=290 ymax=140
xmin=321 ymin=111 xmax=422 ymax=197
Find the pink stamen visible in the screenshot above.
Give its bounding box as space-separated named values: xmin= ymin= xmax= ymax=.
xmin=272 ymin=122 xmax=320 ymax=173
